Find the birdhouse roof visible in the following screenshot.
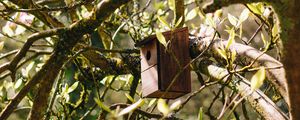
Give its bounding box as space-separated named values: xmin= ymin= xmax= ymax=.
xmin=135 ymin=27 xmax=188 ymax=47
xmin=134 ymin=34 xmax=157 ymax=47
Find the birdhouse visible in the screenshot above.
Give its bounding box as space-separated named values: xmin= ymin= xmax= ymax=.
xmin=135 ymin=27 xmax=191 ymax=99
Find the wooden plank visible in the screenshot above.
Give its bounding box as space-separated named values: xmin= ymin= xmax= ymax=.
xmin=158 ymin=27 xmax=191 ymax=93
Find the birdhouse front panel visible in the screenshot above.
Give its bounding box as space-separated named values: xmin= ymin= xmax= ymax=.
xmin=140 ymin=38 xmax=159 ymax=96
xmin=138 ymin=27 xmax=191 ymax=99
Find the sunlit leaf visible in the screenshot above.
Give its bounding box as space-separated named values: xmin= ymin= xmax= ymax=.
xmin=239 ymin=9 xmax=249 ymax=23
xmin=251 ymin=67 xmax=266 ymax=91
xmin=125 ymin=93 xmax=135 ymax=103
xmin=148 ymin=99 xmax=157 ymax=107
xmin=214 ymin=9 xmax=223 ymax=18
xmin=15 ymin=26 xmax=26 ymax=35
xmin=175 ymin=16 xmax=183 ymax=28
xmin=231 ymin=50 xmax=237 ymax=63
xmin=154 ymin=1 xmax=165 ymax=10
xmin=101 ymin=75 xmax=114 ymax=86
xmin=157 ymin=99 xmax=169 ymax=116
xmin=14 ymin=79 xmax=23 ymax=89
xmin=261 ymin=33 xmax=267 ymax=46
xmin=94 ymin=98 xmax=111 ymax=113
xmin=67 ymin=81 xmax=79 ymax=93
xmin=227 ymin=13 xmax=238 ymax=27
xmin=0 ymin=41 xmax=4 ymax=51
xmin=205 ymin=16 xmax=216 ymax=28
xmin=272 ymin=23 xmax=279 ymax=37
xmin=216 ymin=48 xmax=227 ymax=59
xmin=157 ymin=15 xmax=171 ymax=29
xmin=2 ymin=24 xmax=14 ymax=36
xmin=168 ymin=0 xmax=175 ymax=11
xmin=22 ymin=62 xmax=35 ymax=78
xmin=62 ymin=84 xmax=69 ymax=95
xmin=257 ymin=3 xmax=265 ymax=14
xmin=226 ymin=28 xmax=235 ymax=49
xmin=170 ymin=100 xmax=181 ymax=111
xmin=247 ymin=4 xmax=262 ymax=15
xmin=198 ymin=107 xmax=203 ymax=120
xmin=186 ymin=7 xmax=199 ymax=21
xmin=118 ymin=99 xmax=145 ymax=116
xmin=198 ymin=9 xmax=206 ymax=19
xmin=155 ymin=30 xmax=167 ymax=47
xmin=25 ymin=62 xmax=35 ymax=74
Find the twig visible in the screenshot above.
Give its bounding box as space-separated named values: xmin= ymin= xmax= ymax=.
xmin=0 ymin=1 xmax=88 ymax=12
xmin=45 ymin=70 xmax=64 ymax=120
xmin=109 ymin=103 xmax=162 ymax=119
xmin=7 ymin=28 xmax=63 ymax=81
xmin=246 ymin=23 xmax=264 ymax=45
xmin=174 ymin=81 xmax=218 ymax=113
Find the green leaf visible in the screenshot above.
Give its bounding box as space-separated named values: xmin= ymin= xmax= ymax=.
xmin=239 ymin=9 xmax=249 ymax=23
xmin=170 ymin=100 xmax=181 ymax=111
xmin=155 ymin=30 xmax=167 ymax=47
xmin=157 ymin=99 xmax=169 ymax=116
xmin=272 ymin=23 xmax=279 ymax=37
xmin=226 ymin=28 xmax=235 ymax=49
xmin=175 ymin=16 xmax=183 ymax=28
xmin=101 ymin=75 xmax=114 ymax=86
xmin=168 ymin=0 xmax=175 ymax=11
xmin=247 ymin=4 xmax=262 ymax=15
xmin=148 ymin=99 xmax=157 ymax=107
xmin=2 ymin=24 xmax=14 ymax=36
xmin=231 ymin=50 xmax=237 ymax=63
xmin=14 ymin=78 xmax=23 ymax=89
xmin=26 ymin=62 xmax=34 ymax=74
xmin=227 ymin=13 xmax=238 ymax=27
xmin=118 ymin=99 xmax=145 ymax=116
xmin=0 ymin=41 xmax=4 ymax=51
xmin=198 ymin=107 xmax=203 ymax=120
xmin=251 ymin=67 xmax=266 ymax=91
xmin=67 ymin=81 xmax=79 ymax=93
xmin=157 ymin=15 xmax=171 ymax=29
xmin=22 ymin=62 xmax=35 ymax=78
xmin=214 ymin=9 xmax=223 ymax=18
xmin=205 ymin=16 xmax=216 ymax=28
xmin=186 ymin=7 xmax=199 ymax=21
xmin=98 ymin=28 xmax=112 ymax=49
xmin=15 ymin=26 xmax=26 ymax=35
xmin=261 ymin=33 xmax=267 ymax=46
xmin=216 ymin=48 xmax=227 ymax=60
xmin=94 ymin=98 xmax=112 ymax=113
xmin=125 ymin=93 xmax=135 ymax=103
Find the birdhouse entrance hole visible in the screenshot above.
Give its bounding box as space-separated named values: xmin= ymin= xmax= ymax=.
xmin=146 ymin=51 xmax=151 ymax=60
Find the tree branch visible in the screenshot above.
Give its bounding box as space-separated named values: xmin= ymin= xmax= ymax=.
xmin=8 ymin=0 xmax=64 ymax=27
xmin=7 ymin=28 xmax=62 ymax=81
xmin=196 ymin=37 xmax=288 ymax=105
xmin=0 ymin=0 xmax=132 ymax=119
xmin=200 ymin=64 xmax=288 ymax=120
xmin=202 ymin=0 xmax=266 ymax=13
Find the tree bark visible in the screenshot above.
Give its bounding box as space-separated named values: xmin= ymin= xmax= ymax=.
xmin=272 ymin=0 xmax=300 ymax=119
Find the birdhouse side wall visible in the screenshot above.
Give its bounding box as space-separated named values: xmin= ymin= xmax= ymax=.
xmin=158 ymin=28 xmax=191 ymax=93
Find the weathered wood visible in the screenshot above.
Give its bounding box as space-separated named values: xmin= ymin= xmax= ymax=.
xmin=139 ymin=27 xmax=191 ymax=99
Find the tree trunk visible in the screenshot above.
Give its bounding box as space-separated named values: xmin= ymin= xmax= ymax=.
xmin=273 ymin=1 xmax=300 ymax=119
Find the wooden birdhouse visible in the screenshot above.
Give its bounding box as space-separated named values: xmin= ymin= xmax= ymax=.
xmin=135 ymin=27 xmax=191 ymax=99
